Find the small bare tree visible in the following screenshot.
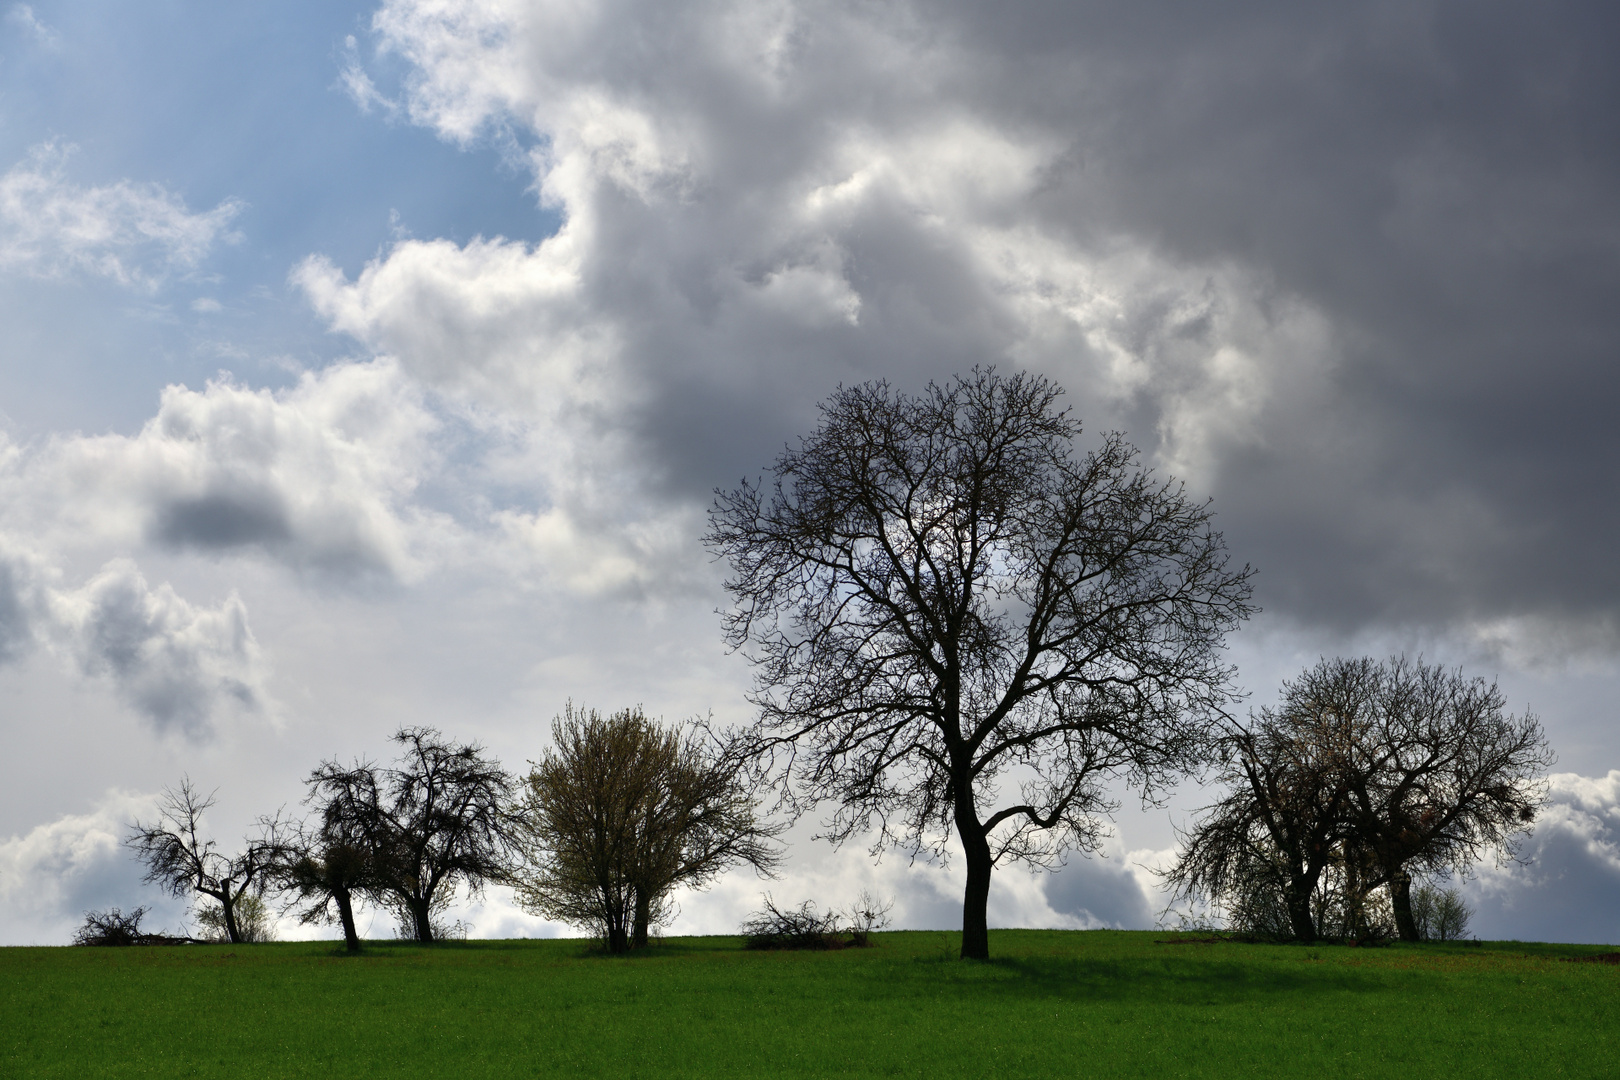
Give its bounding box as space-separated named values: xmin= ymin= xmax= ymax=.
xmin=125 ymin=779 xmax=290 ymax=945
xmin=707 ymin=369 xmax=1254 ymax=959
xmin=307 ymin=727 xmax=517 ymax=943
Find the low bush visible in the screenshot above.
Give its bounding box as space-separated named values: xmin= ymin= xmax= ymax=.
xmin=741 ymin=891 xmax=892 ymax=950
xmin=72 ymin=908 xmax=150 ymax=947
xmin=72 ymin=907 xmax=192 ymax=946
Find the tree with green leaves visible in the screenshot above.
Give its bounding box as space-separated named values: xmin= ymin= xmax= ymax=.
xmin=512 ymin=704 xmax=780 ymax=952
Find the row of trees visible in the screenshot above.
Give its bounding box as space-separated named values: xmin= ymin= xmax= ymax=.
xmin=1162 ymin=657 xmax=1551 ymax=941
xmin=125 ymin=719 xmax=778 ymax=952
xmin=124 ymin=368 xmax=1554 ymax=958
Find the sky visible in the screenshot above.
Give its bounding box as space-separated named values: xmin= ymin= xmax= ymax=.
xmin=2 ymin=0 xmax=1618 ymax=947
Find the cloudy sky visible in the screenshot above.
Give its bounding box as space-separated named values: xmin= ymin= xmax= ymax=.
xmin=3 ymin=0 xmax=1618 ymax=946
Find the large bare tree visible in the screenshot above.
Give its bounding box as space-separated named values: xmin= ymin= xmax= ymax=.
xmin=125 ymin=779 xmax=290 ymax=945
xmin=307 ymin=727 xmax=517 ymax=943
xmin=706 ymin=368 xmax=1255 ymax=959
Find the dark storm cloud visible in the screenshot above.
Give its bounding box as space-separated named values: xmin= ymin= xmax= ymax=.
xmin=355 ymin=0 xmax=1620 ymax=645
xmin=934 ymin=0 xmax=1620 ymax=634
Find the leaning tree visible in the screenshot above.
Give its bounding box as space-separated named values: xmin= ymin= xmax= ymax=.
xmin=307 ymin=727 xmax=517 ymax=943
xmin=277 ymin=817 xmax=378 ymax=953
xmin=125 ymin=779 xmax=291 ymax=944
xmin=707 ymin=368 xmax=1254 ymax=959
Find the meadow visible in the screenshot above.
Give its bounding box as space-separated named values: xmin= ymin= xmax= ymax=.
xmin=2 ymin=930 xmax=1614 ymax=1079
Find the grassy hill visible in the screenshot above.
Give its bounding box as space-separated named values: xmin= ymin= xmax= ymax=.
xmin=3 ymin=930 xmax=1615 ymax=1078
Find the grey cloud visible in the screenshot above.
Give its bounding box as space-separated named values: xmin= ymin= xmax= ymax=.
xmin=0 ymin=554 xmax=37 ymax=662
xmin=151 ymin=491 xmax=295 ymax=552
xmin=71 ymin=561 xmax=263 ymax=738
xmin=0 ymin=543 xmax=268 ymax=738
xmin=354 ymin=0 xmax=1620 ymax=648
xmin=1465 ymin=771 xmax=1620 ymax=945
xmin=1042 ymin=856 xmax=1157 ymax=930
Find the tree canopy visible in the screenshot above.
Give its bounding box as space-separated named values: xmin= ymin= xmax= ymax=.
xmin=512 ymin=704 xmax=779 ymax=952
xmin=707 ymin=368 xmax=1255 ymax=958
xmin=306 ymin=727 xmax=517 ymax=943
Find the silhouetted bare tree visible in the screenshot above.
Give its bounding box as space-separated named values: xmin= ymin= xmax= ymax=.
xmin=1338 ymin=657 xmax=1551 ymax=941
xmin=125 ymin=779 xmax=290 ymax=945
xmin=707 ymin=368 xmax=1255 ymax=959
xmin=307 ymin=727 xmax=517 ymax=943
xmin=1164 ymin=660 xmax=1373 ymax=942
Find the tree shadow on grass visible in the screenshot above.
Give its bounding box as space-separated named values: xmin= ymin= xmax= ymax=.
xmin=888 ymin=950 xmax=1385 ymax=1009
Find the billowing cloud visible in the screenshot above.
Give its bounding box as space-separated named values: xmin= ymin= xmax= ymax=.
xmin=0 ymin=790 xmax=191 ymax=946
xmin=1464 ymin=771 xmax=1620 ymax=945
xmin=314 ymin=0 xmax=1620 ymax=654
xmin=0 ymin=142 xmax=242 ymax=289
xmin=0 ymin=542 xmax=267 ymax=736
xmin=1042 ymin=850 xmax=1160 ymax=931
xmin=0 ymin=360 xmax=446 ymax=580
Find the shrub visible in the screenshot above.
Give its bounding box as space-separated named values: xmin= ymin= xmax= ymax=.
xmin=740 ymin=892 xmax=892 ymax=950
xmin=73 ymin=907 xmax=150 ymax=946
xmin=844 ymin=890 xmax=894 ymax=947
xmin=1411 ymin=884 xmax=1473 ymax=941
xmin=196 ymin=894 xmax=277 ymax=943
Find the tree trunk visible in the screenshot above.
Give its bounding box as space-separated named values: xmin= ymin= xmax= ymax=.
xmin=409 ymin=897 xmax=434 ymax=942
xmin=1284 ymin=884 xmax=1316 ymax=943
xmin=607 ymin=904 xmax=630 ymax=954
xmin=1388 ymin=868 xmax=1419 ymax=942
xmin=335 ymin=888 xmax=361 ymax=952
xmin=955 ymin=796 xmax=993 ymax=961
xmin=632 ymin=888 xmax=650 ymax=948
xmin=221 ymin=893 xmax=243 ymax=945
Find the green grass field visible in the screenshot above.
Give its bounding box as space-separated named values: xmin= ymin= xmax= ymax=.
xmin=3 ymin=930 xmax=1615 ymax=1078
